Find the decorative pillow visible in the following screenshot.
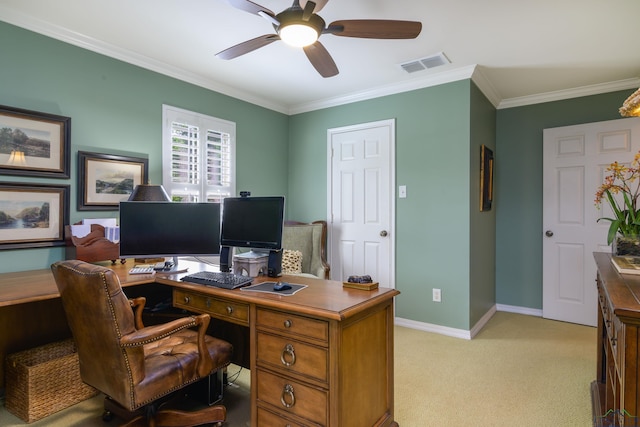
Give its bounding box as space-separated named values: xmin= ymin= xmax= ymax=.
xmin=281 ymin=249 xmax=303 ymax=274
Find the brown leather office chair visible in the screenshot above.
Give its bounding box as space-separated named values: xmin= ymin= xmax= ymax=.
xmin=51 ymin=260 xmax=232 ymax=427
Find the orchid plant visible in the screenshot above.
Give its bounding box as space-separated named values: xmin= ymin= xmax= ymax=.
xmin=595 ymin=151 xmax=640 ymax=245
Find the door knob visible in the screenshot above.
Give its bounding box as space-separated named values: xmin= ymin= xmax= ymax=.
xmin=380 ymin=230 xmax=388 ymax=237
xmin=545 ymin=230 xmax=554 ymax=237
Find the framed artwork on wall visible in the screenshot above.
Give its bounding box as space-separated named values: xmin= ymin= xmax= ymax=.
xmin=78 ymin=151 xmax=149 ymax=211
xmin=480 ymin=145 xmax=494 ymax=212
xmin=0 ymin=105 xmax=71 ymax=178
xmin=0 ymin=182 xmax=69 ymax=250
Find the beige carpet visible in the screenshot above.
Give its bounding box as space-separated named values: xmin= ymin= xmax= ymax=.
xmin=394 ymin=311 xmax=596 ymax=426
xmin=0 ymin=312 xmax=596 ymax=426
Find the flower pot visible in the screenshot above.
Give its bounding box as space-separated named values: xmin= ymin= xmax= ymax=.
xmin=613 ymin=235 xmax=640 ymax=257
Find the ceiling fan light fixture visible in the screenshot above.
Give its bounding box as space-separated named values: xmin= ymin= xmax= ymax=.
xmin=280 ymin=23 xmax=318 ymax=47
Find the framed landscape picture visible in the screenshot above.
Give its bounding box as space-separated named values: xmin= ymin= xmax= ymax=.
xmin=0 ymin=105 xmax=71 ymax=178
xmin=0 ymin=182 xmax=69 ymax=250
xmin=78 ymin=151 xmax=148 ymax=211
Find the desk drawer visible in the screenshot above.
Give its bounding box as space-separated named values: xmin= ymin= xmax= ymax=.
xmin=173 ymin=289 xmax=249 ymax=326
xmin=256 ymin=406 xmax=311 ymax=427
xmin=257 ymin=308 xmax=328 ymax=344
xmin=256 ymin=368 xmax=328 ymax=426
xmin=257 ymin=332 xmax=328 ymax=383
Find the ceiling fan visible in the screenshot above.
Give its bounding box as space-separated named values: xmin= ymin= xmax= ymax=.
xmin=217 ymin=0 xmax=422 ymax=78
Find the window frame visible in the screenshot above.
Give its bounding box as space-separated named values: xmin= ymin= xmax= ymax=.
xmin=162 ymin=105 xmax=236 ymax=202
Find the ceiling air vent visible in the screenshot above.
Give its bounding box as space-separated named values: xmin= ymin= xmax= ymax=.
xmin=400 ymin=52 xmax=450 ymax=73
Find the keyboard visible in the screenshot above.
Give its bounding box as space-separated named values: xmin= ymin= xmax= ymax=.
xmin=180 ymin=271 xmax=253 ymax=289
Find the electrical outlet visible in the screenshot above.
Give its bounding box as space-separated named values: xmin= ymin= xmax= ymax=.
xmin=432 ymin=288 xmax=441 ymax=302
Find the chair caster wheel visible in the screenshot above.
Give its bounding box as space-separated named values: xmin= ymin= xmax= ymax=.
xmin=102 ymin=410 xmax=114 ymax=421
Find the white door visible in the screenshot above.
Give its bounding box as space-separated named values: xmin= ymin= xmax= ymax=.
xmin=328 ymin=119 xmax=395 ymax=287
xmin=543 ymin=117 xmax=640 ymax=326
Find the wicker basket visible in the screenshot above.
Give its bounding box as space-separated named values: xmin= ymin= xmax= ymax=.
xmin=5 ymin=339 xmax=99 ymax=423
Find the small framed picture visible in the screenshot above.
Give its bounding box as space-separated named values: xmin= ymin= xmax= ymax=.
xmin=480 ymin=145 xmax=494 ymax=212
xmin=0 ymin=105 xmax=71 ymax=178
xmin=78 ymin=151 xmax=148 ymax=211
xmin=0 ymin=182 xmax=69 ymax=250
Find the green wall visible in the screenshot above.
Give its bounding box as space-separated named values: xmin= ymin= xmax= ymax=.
xmin=0 ymin=22 xmax=289 ymax=273
xmin=469 ymin=83 xmax=497 ymax=327
xmin=495 ymin=91 xmax=631 ymax=309
xmin=1 ymin=19 xmax=633 ymax=331
xmin=289 ymin=81 xmax=491 ymax=330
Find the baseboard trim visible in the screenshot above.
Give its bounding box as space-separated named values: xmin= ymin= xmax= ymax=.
xmin=395 ymin=304 xmax=541 ymax=339
xmin=496 ymin=304 xmax=542 ymax=317
xmin=395 ymin=317 xmax=474 ymax=340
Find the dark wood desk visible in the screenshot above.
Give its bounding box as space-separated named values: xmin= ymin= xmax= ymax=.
xmin=0 ymin=260 xmax=400 ymax=427
xmin=592 ymin=252 xmax=640 ymax=427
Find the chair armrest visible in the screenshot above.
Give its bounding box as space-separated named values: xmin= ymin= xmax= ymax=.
xmin=120 ymin=315 xmax=200 ymax=347
xmin=129 ymin=297 xmax=146 ymax=329
xmin=119 ymin=313 xmax=214 ymax=377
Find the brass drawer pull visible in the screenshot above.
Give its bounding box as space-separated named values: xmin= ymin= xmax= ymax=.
xmin=183 ymin=296 xmax=190 ymax=304
xmin=284 ymin=319 xmax=292 ymax=328
xmin=227 ymin=306 xmax=234 ymax=315
xmin=280 ymin=344 xmax=296 ymax=366
xmin=280 ymin=384 xmax=295 ymax=408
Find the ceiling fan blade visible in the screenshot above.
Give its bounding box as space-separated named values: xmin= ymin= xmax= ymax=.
xmin=216 ymin=34 xmax=280 ymax=60
xmin=300 ymin=0 xmax=328 ymax=13
xmin=326 ymin=20 xmax=422 ymax=39
xmin=227 ymin=0 xmax=273 ymax=16
xmin=303 ymin=41 xmax=338 ymax=78
xmin=227 ymin=0 xmax=278 ymax=24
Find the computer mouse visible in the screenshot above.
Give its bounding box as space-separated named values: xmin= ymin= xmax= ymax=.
xmin=273 ymin=282 xmax=292 ymax=291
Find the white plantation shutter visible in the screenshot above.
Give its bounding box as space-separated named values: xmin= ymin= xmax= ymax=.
xmin=163 ymin=105 xmax=235 ymax=202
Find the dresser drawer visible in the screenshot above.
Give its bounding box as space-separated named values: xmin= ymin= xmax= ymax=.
xmin=257 ymin=332 xmax=328 ymax=383
xmin=256 ymin=369 xmax=328 ymax=425
xmin=257 ymin=308 xmax=328 ymax=344
xmin=173 ymin=289 xmax=249 ymax=326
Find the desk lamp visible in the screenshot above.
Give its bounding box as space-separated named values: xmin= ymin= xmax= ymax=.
xmin=127 ymin=184 xmax=171 ymax=202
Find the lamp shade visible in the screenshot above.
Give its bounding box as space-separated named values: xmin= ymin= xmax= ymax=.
xmin=127 ymin=184 xmax=171 ymax=202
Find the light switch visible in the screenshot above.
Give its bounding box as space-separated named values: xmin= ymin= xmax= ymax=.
xmin=399 ymin=185 xmax=407 ymax=198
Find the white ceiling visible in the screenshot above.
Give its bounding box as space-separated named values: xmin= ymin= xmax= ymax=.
xmin=1 ymin=0 xmax=639 ymax=114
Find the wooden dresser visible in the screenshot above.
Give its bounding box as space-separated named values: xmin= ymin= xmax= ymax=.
xmin=593 ymin=252 xmax=640 ymax=427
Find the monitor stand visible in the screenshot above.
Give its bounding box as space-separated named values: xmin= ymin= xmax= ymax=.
xmin=155 ymin=256 xmax=188 ymax=275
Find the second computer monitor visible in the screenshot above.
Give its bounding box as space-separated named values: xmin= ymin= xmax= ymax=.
xmin=220 ymin=196 xmax=285 ymax=251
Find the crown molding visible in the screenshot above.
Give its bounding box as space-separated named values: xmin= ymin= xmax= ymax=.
xmin=0 ymin=7 xmax=290 ymax=114
xmin=497 ymin=78 xmax=640 ymax=109
xmin=288 ymin=65 xmax=477 ymax=115
xmin=2 ymin=6 xmax=637 ymax=116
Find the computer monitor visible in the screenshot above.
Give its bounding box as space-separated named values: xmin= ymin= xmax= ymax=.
xmin=119 ymin=202 xmax=221 ymax=263
xmin=220 ymin=196 xmax=285 ymax=251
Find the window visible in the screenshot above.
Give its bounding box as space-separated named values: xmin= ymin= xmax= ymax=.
xmin=162 ymin=105 xmax=236 ymax=202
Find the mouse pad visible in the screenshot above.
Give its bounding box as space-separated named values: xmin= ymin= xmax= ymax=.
xmin=240 ymin=281 xmax=307 ymax=296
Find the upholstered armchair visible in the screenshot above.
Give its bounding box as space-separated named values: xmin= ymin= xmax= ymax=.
xmin=282 ymin=220 xmax=330 ymax=279
xmin=50 ymin=260 xmax=233 ymax=427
